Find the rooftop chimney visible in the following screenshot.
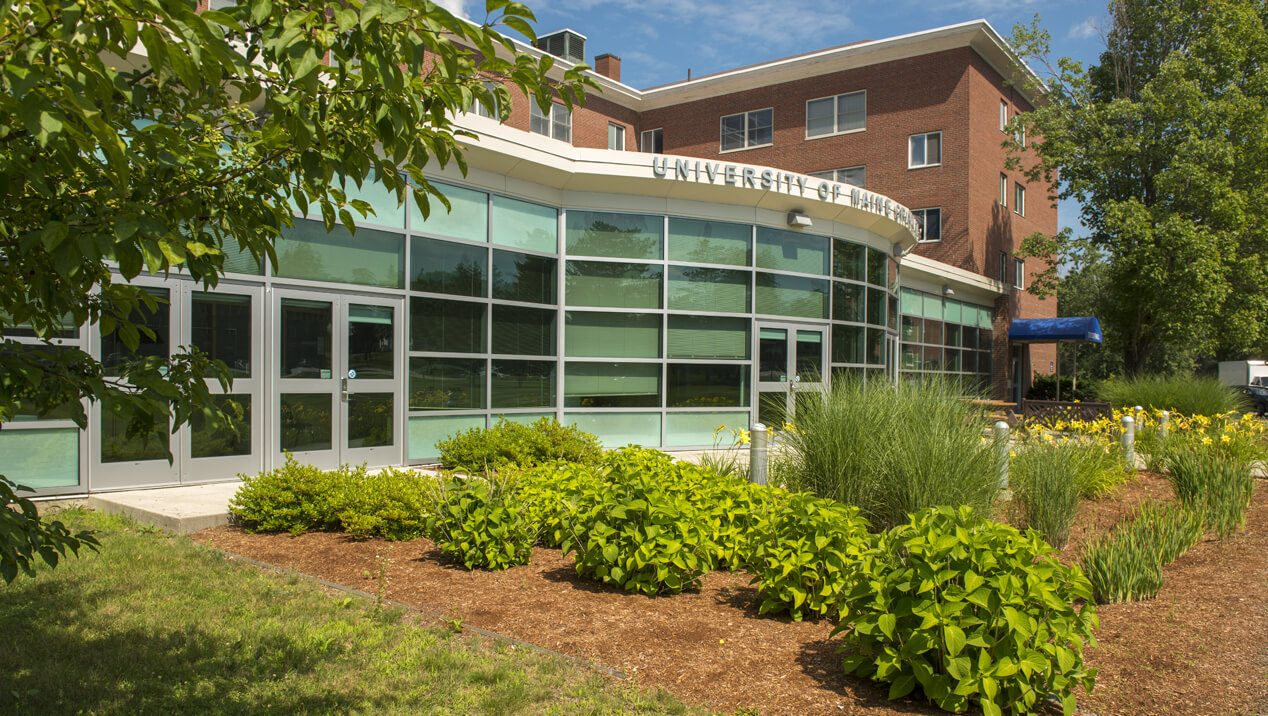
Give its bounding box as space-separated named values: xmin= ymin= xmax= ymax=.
xmin=594 ymin=53 xmax=621 ymax=82
xmin=533 ymin=29 xmax=587 ymax=65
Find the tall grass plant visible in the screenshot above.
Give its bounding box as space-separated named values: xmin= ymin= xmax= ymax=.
xmin=1097 ymin=375 xmax=1244 ymax=415
xmin=776 ymin=376 xmax=999 ymax=530
xmin=1011 ymin=442 xmax=1083 ymax=548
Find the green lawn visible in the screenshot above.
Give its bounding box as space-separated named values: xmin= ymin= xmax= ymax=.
xmin=0 ymin=510 xmax=693 ymax=715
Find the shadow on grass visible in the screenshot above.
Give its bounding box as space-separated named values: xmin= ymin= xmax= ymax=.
xmin=2 ymin=564 xmax=397 ymax=714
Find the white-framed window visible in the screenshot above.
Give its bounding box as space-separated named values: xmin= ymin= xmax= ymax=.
xmin=913 ymin=208 xmax=942 ymax=243
xmin=1013 ymin=258 xmax=1025 ymax=289
xmin=473 ymin=80 xmax=501 ymax=121
xmin=998 ymin=173 xmax=1008 ymax=206
xmin=999 ymin=251 xmax=1008 ymax=282
xmin=999 ymin=100 xmax=1008 ymax=132
xmin=808 ymin=165 xmax=866 ymax=188
xmin=1014 ymin=182 xmax=1026 ymax=216
xmin=607 ymin=123 xmax=626 ymax=151
xmin=1014 ymin=113 xmax=1026 ymax=146
xmin=720 ymin=108 xmax=773 ymax=152
xmin=529 ymin=101 xmax=571 ymax=143
xmin=806 ymin=90 xmax=866 ymax=138
xmin=640 ymin=127 xmax=663 ymax=153
xmin=908 ymin=131 xmax=942 ymax=168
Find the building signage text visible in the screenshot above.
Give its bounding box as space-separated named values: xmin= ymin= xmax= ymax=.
xmin=650 ymin=155 xmax=920 ymax=239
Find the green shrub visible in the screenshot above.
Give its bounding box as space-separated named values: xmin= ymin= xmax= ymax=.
xmin=836 ymin=506 xmax=1098 ymax=716
xmin=777 ymin=376 xmax=1000 ymax=530
xmin=563 ymin=459 xmax=715 ymax=595
xmin=436 ymin=417 xmax=603 ymax=474
xmin=229 ymin=455 xmax=349 ymax=534
xmin=427 ymin=476 xmax=537 ymax=570
xmin=1078 ymin=502 xmax=1201 ymax=604
xmin=337 ymin=467 xmax=435 ymax=541
xmin=1163 ymin=447 xmax=1255 ymax=539
xmin=512 ymin=460 xmax=610 ymax=548
xmin=1011 ymin=442 xmax=1083 ymax=548
xmin=1025 ymin=373 xmax=1098 ymax=402
xmin=747 ymin=493 xmax=871 ymax=620
xmin=1097 ymin=375 xmax=1244 ymax=415
xmin=690 ymin=473 xmax=786 ymax=570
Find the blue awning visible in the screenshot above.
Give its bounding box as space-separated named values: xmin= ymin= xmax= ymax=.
xmin=1008 ymin=317 xmax=1103 ymax=344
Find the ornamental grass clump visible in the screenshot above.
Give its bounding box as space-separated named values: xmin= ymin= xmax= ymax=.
xmin=427 ymin=476 xmax=537 ymax=571
xmin=1078 ymin=502 xmax=1201 ymax=604
xmin=1097 ymin=375 xmax=1244 ymax=415
xmin=747 ymin=493 xmax=872 ymax=621
xmin=1010 ymin=442 xmax=1083 ymax=548
xmin=1163 ymin=447 xmax=1255 ymax=540
xmin=778 ymin=375 xmax=999 ymax=530
xmin=835 ymin=506 xmax=1098 ymax=716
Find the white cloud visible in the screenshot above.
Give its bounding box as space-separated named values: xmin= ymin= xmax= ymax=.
xmin=1067 ymin=16 xmax=1100 ymax=41
xmin=434 ymin=0 xmax=469 ymax=18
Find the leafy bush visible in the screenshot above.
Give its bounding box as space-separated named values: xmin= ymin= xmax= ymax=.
xmin=1078 ymin=502 xmax=1201 ymax=604
xmin=229 ymin=455 xmax=348 ymax=534
xmin=1011 ymin=442 xmax=1083 ymax=549
xmin=427 ymin=476 xmax=537 ymax=570
xmin=436 ymin=418 xmax=602 ymax=474
xmin=1097 ymin=375 xmax=1244 ymax=415
xmin=1163 ymin=446 xmax=1255 ymax=539
xmin=337 ymin=467 xmax=434 ymax=541
xmin=562 ymin=456 xmax=716 ymax=595
xmin=836 ymin=506 xmax=1098 ymax=716
xmin=1025 ymin=373 xmax=1098 ymax=402
xmin=230 ymin=457 xmax=438 ymax=540
xmin=747 ymin=493 xmax=871 ymax=620
xmin=511 ymin=460 xmax=610 ymax=548
xmin=777 ymin=376 xmax=1000 ymax=530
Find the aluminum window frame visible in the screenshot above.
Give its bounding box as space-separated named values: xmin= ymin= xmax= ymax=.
xmin=718 ymin=107 xmax=775 ymax=154
xmin=908 ymin=131 xmax=943 ymax=169
xmin=804 ymin=90 xmax=867 ymax=139
xmin=912 ymin=207 xmax=942 ymax=243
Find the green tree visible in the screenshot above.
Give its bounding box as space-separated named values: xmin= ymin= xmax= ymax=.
xmin=0 ymin=0 xmax=593 ymax=582
xmin=1008 ymin=0 xmax=1268 ymax=375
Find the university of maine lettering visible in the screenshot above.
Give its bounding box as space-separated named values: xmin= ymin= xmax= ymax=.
xmin=650 ymin=156 xmax=917 ymax=239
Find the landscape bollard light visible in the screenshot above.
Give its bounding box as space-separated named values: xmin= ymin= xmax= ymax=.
xmin=1159 ymin=411 xmax=1170 ymax=439
xmin=1134 ymin=405 xmax=1144 ymax=425
xmin=1121 ymin=415 xmax=1136 ymax=470
xmin=994 ymin=420 xmax=1010 ymax=491
xmin=749 ymin=422 xmax=768 ymax=486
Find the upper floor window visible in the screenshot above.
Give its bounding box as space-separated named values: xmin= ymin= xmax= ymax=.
xmin=473 ymin=80 xmax=501 ymax=121
xmin=808 ymin=166 xmax=866 ymax=188
xmin=998 ymin=251 xmax=1008 ymax=283
xmin=998 ymin=174 xmax=1008 ymax=206
xmin=530 ymin=101 xmax=571 ymax=143
xmin=720 ymin=108 xmax=773 ymax=152
xmin=913 ymin=208 xmax=942 ymax=243
xmin=1013 ymin=258 xmax=1025 ymax=290
xmin=1014 ymin=183 xmax=1026 ymax=216
xmin=908 ymin=131 xmax=942 ymax=169
xmin=608 ymin=123 xmax=626 ymax=151
xmin=640 ymin=128 xmax=663 ymax=153
xmin=999 ymin=100 xmax=1008 ymax=132
xmin=806 ymin=91 xmax=866 ymax=138
xmin=1014 ymin=114 xmax=1026 ymax=146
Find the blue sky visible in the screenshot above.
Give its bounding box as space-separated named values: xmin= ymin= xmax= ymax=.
xmin=444 ymin=0 xmax=1112 ymax=236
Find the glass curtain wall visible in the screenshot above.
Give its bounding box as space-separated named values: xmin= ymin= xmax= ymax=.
xmin=898 ymin=287 xmax=994 ymax=391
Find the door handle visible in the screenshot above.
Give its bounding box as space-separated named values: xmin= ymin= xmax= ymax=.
xmin=341 ymin=377 xmax=349 ymax=402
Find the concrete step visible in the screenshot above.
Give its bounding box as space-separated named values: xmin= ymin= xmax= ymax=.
xmin=86 ymin=481 xmax=242 ymax=535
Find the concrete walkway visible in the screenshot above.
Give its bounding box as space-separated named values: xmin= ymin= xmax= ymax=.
xmin=87 ymin=481 xmax=242 ymax=535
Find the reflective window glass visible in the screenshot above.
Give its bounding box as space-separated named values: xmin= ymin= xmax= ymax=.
xmin=409 ymin=357 xmax=485 ymax=410
xmin=102 ymin=287 xmax=169 ymax=377
xmin=280 ymin=298 xmax=331 ymax=379
xmin=491 ymin=195 xmax=557 ymax=253
xmin=755 ymin=273 xmax=829 ymax=319
xmin=667 ymin=266 xmax=750 ymax=313
xmin=347 ymin=304 xmax=394 ymax=379
xmin=347 ymin=392 xmax=394 ymax=448
xmin=666 ymin=364 xmax=749 ymax=407
xmin=100 ymin=395 xmax=167 ymax=462
xmin=190 ymin=394 xmax=251 ymax=458
xmin=191 ymin=293 xmax=251 ymax=378
xmin=867 ymin=287 xmax=886 ymax=326
xmin=410 ymin=237 xmax=487 ymax=297
xmin=666 ymin=315 xmax=750 ymax=359
xmin=492 ymin=250 xmax=556 ymax=304
xmin=410 ymin=181 xmax=488 ymax=243
xmin=275 ymin=219 xmax=404 ymax=289
xmin=565 ymin=210 xmax=662 ymax=260
xmin=565 ymin=261 xmax=661 ymax=309
xmin=756 ymin=227 xmax=830 ymax=275
xmin=832 ymin=324 xmax=864 ymax=364
xmin=491 ymin=359 xmax=556 ymax=409
xmin=833 ymin=240 xmax=865 ymax=281
xmin=564 ymin=362 xmax=660 ymax=408
xmin=867 ymin=247 xmax=887 ymax=287
xmin=409 ymin=297 xmax=484 ymax=353
xmin=491 ymin=305 xmax=555 ymax=356
xmin=565 ymin=312 xmax=659 ymax=358
xmin=667 ymin=218 xmax=751 ymax=266
xmin=832 ymin=282 xmax=864 ymax=323
xmin=279 ymin=393 xmax=332 ymax=452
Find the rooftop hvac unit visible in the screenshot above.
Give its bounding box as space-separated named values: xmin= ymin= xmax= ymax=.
xmin=534 ymin=29 xmax=587 ymax=64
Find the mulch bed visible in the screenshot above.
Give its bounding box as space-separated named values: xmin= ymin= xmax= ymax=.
xmin=193 ymin=477 xmax=1268 ymax=716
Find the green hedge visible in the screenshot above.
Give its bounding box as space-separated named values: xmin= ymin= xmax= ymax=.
xmin=436 ymin=418 xmax=603 ymax=474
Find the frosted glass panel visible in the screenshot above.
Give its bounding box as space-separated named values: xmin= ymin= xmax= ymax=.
xmin=667 ymin=218 xmax=751 ymax=266
xmin=565 ymin=312 xmax=659 ymax=358
xmin=565 ymin=412 xmax=661 ymax=448
xmin=276 ymin=219 xmax=404 ymax=289
xmin=566 ymin=210 xmax=662 ymax=260
xmin=0 ymin=428 xmax=79 ymax=489
xmin=756 ymin=227 xmax=830 ymax=275
xmin=342 ymin=175 xmax=406 ymax=230
xmin=410 ymin=182 xmax=488 ymax=243
xmin=492 ymin=195 xmax=557 ymax=253
xmin=408 ymin=415 xmax=485 ymax=460
xmin=664 ymin=411 xmax=750 ymax=448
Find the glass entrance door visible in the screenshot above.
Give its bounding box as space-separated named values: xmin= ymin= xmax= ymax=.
xmin=754 ymin=322 xmax=827 ymax=426
xmin=273 ymin=290 xmax=403 ymax=469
